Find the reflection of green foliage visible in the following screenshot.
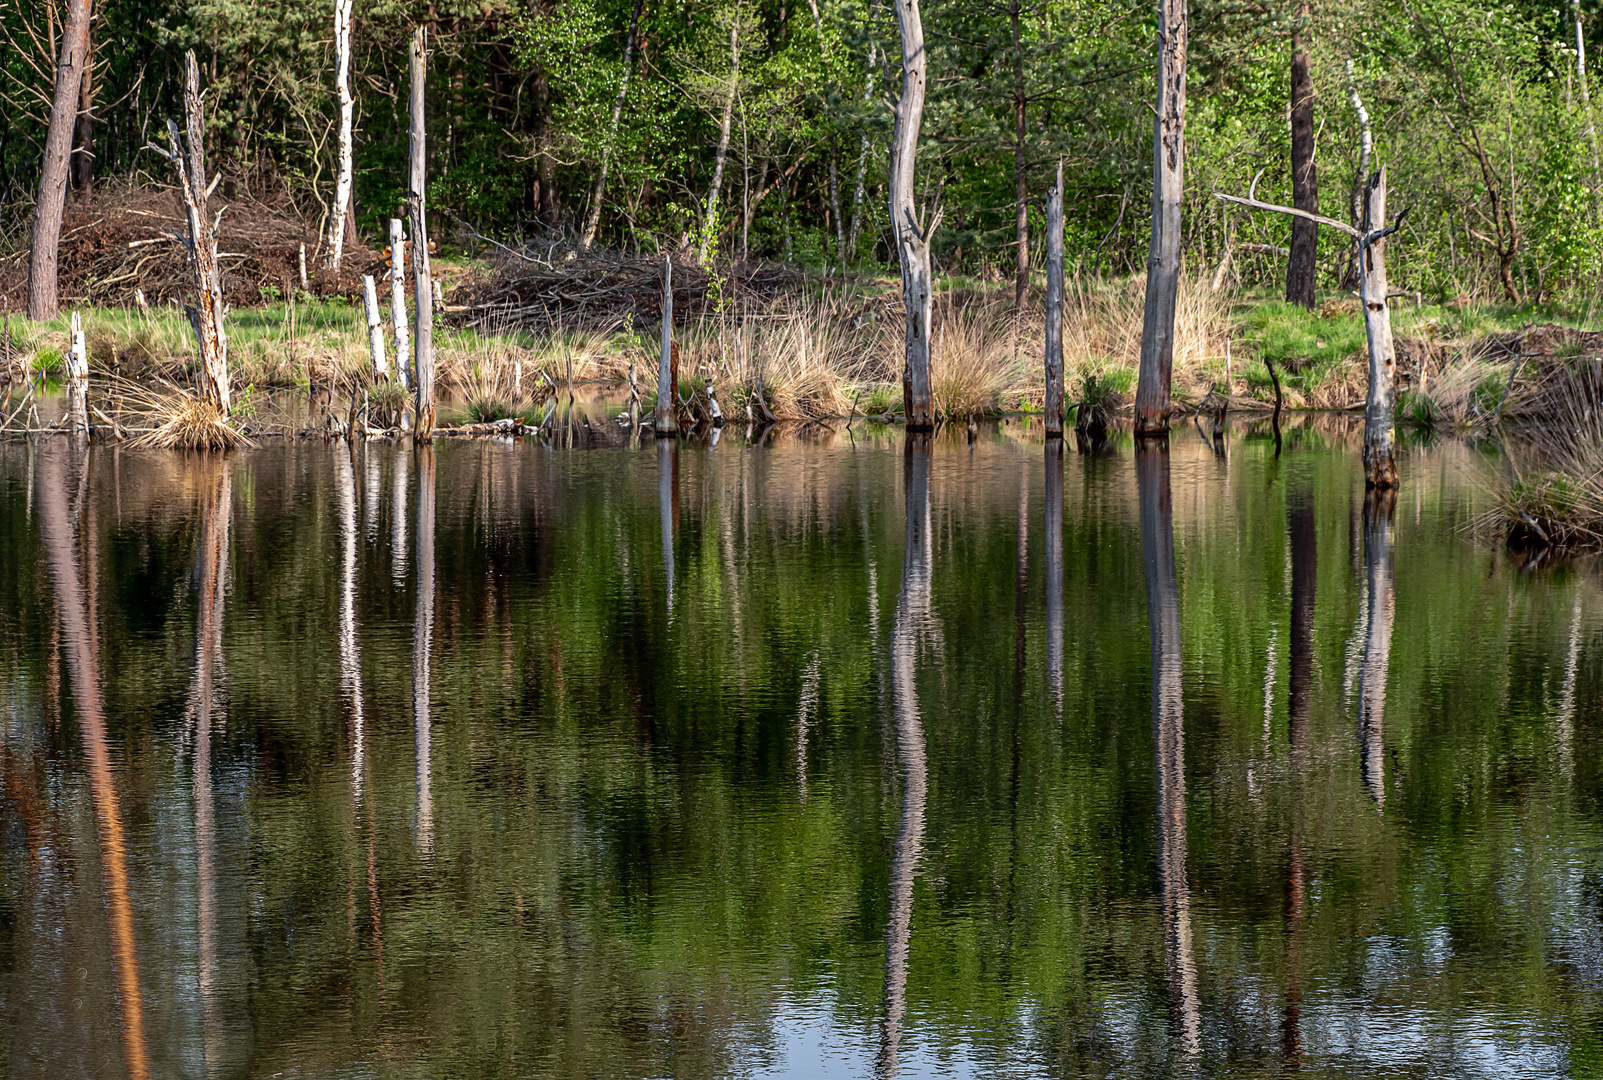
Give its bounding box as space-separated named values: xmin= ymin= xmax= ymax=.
xmin=0 ymin=435 xmax=1599 ymax=1075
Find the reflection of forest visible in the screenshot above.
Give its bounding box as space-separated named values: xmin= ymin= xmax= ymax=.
xmin=0 ymin=430 xmax=1597 ymax=1078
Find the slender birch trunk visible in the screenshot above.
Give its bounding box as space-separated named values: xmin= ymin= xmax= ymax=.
xmin=327 ymin=0 xmax=356 ymax=270
xmin=1345 ymin=61 xmax=1372 ymax=288
xmin=891 ymin=0 xmax=935 ymax=429
xmin=362 ymin=275 xmax=387 ymax=380
xmin=848 ymin=40 xmax=880 ymax=259
xmin=1579 ymin=1 xmax=1602 ymax=178
xmin=1135 ymin=0 xmax=1187 ymax=434
xmin=408 ymin=29 xmax=434 ymax=439
xmin=26 ymin=0 xmax=93 ymax=321
xmin=1044 ymin=163 xmax=1065 ymax=435
xmin=579 ymin=0 xmax=642 ymax=253
xmin=697 ymin=19 xmax=741 ymax=265
xmin=389 ymin=219 xmax=410 ymax=389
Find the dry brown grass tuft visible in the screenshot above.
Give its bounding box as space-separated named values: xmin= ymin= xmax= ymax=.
xmin=1490 ymin=371 xmax=1603 ymax=547
xmin=124 ymin=383 xmax=253 ymax=450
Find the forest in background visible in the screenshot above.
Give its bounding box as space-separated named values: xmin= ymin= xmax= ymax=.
xmin=2 ymin=0 xmax=1600 ymax=305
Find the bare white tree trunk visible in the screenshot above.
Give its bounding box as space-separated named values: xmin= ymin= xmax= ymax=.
xmin=655 ymin=256 xmax=678 ymax=434
xmin=579 ymin=0 xmax=642 ymax=253
xmin=408 ymin=28 xmax=434 ymax=439
xmin=1577 ymin=1 xmax=1603 ymax=196
xmin=327 ymin=0 xmax=356 ymax=271
xmin=1358 ymin=168 xmax=1397 ymax=488
xmin=890 ymin=0 xmax=935 ymax=429
xmin=389 ymin=218 xmax=410 ymax=389
xmin=362 ymin=275 xmax=387 ymax=380
xmin=697 ymin=19 xmax=741 ymax=265
xmin=847 ymin=41 xmax=881 ymax=260
xmin=1135 ymin=0 xmax=1187 ymax=433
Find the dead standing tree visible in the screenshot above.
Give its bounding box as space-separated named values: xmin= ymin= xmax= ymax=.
xmin=1220 ymin=167 xmax=1407 ymax=488
xmin=25 ymin=0 xmax=93 ymax=321
xmin=891 ymin=0 xmax=938 ymax=430
xmin=408 ymin=28 xmax=435 ymax=439
xmin=1043 ymin=162 xmax=1065 ymax=436
xmin=150 ymin=52 xmax=231 ymax=413
xmin=1134 ymin=0 xmax=1187 ymax=434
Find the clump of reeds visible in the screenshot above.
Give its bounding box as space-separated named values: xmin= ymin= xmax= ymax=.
xmin=1491 ymin=370 xmax=1603 ymax=548
xmin=125 ymin=382 xmax=252 ymax=449
xmin=929 ymin=294 xmax=1032 ymax=418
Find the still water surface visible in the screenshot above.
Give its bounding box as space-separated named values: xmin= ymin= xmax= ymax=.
xmin=1 ymin=421 xmax=1601 ymax=1079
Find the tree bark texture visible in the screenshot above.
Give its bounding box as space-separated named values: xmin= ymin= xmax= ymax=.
xmin=1135 ymin=0 xmax=1187 ymax=434
xmin=71 ymin=23 xmax=94 ymax=197
xmin=655 ymin=256 xmax=677 ymax=433
xmin=26 ymin=0 xmax=93 ymax=321
xmin=1359 ymin=168 xmax=1397 ymax=488
xmin=1012 ymin=0 xmax=1028 ymax=309
xmin=389 ymin=219 xmax=411 ymax=389
xmin=327 ymin=0 xmax=356 ymax=271
xmin=891 ymin=0 xmax=935 ymax=430
xmin=697 ymin=18 xmax=740 ymax=264
xmin=168 ymin=52 xmax=230 ymax=413
xmin=1286 ymin=0 xmax=1318 ymax=309
xmin=579 ymin=0 xmax=642 ymax=253
xmin=1044 ymin=162 xmax=1065 ymax=435
xmin=408 ymin=29 xmax=434 ymax=439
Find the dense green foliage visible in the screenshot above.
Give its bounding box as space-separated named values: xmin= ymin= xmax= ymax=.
xmin=4 ymin=0 xmax=1603 ymax=301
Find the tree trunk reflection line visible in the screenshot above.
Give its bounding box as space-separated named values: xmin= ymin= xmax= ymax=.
xmin=659 ymin=439 xmax=677 ymax=621
xmin=414 ymin=446 xmax=436 ymax=855
xmin=1137 ymin=445 xmax=1200 ymax=1056
xmin=335 ymin=448 xmax=366 ymax=803
xmin=880 ymin=436 xmax=933 ymax=1078
xmin=189 ymin=457 xmax=230 ymax=1075
xmin=1358 ymin=490 xmax=1394 ymax=809
xmin=1045 ymin=441 xmax=1064 ymax=712
xmin=38 ymin=450 xmax=150 ymax=1080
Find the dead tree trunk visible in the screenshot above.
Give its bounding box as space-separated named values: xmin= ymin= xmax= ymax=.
xmin=163 ymin=52 xmax=230 ymax=414
xmin=1044 ymin=162 xmax=1065 ymax=436
xmin=389 ymin=219 xmax=410 ymax=390
xmin=655 ymin=256 xmax=677 ymax=434
xmin=362 ymin=275 xmax=388 ymax=380
xmin=1011 ymin=0 xmax=1028 ymax=309
xmin=891 ymin=0 xmax=937 ymax=430
xmin=1286 ymin=0 xmax=1318 ymax=309
xmin=408 ymin=28 xmax=434 ymax=439
xmin=327 ymin=0 xmax=356 ymax=271
xmin=26 ymin=0 xmax=92 ymax=321
xmin=579 ymin=0 xmax=642 ymax=254
xmin=1135 ymin=0 xmax=1188 ymax=434
xmin=1357 ymin=168 xmax=1397 ymax=488
xmin=1219 ymin=165 xmax=1405 ymax=488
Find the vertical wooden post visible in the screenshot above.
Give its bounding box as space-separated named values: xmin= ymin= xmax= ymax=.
xmin=1044 ymin=162 xmax=1065 ymax=436
xmin=655 ymin=256 xmax=677 ymax=434
xmin=1359 ymin=167 xmax=1398 ymax=489
xmin=362 ymin=275 xmax=388 ymax=380
xmin=408 ymin=28 xmax=434 ymax=440
xmin=389 ymin=218 xmax=411 ymax=389
xmin=166 ymin=52 xmax=230 ymax=414
xmin=1135 ymin=0 xmax=1187 ymax=434
xmin=67 ymin=311 xmax=89 ymax=435
xmin=890 ymin=0 xmax=936 ymax=430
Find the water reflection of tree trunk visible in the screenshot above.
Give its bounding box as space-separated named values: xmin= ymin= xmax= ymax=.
xmin=1137 ymin=445 xmax=1200 ymax=1057
xmin=39 ymin=448 xmax=151 ymax=1080
xmin=1045 ymin=442 xmax=1064 ymax=712
xmin=1358 ymin=490 xmax=1394 ymax=809
xmin=391 ymin=447 xmax=410 ymax=586
xmin=1283 ymin=477 xmax=1315 ymax=1063
xmin=659 ymin=439 xmax=677 ymax=621
xmin=880 ymin=435 xmax=933 ymax=1079
xmin=188 ymin=455 xmax=231 ymax=1076
xmin=414 ymin=446 xmax=436 ymax=855
xmin=335 ymin=448 xmax=366 ymax=803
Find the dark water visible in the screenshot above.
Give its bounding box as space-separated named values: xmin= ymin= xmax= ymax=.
xmin=1 ymin=420 xmax=1601 ymax=1079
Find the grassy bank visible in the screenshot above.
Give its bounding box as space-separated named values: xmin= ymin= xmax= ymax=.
xmin=3 ymin=274 xmax=1596 ymax=428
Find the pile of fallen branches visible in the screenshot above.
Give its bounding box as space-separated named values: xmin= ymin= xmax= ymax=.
xmin=449 ymin=244 xmax=812 ymax=330
xmin=0 ymin=181 xmax=376 ymax=310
